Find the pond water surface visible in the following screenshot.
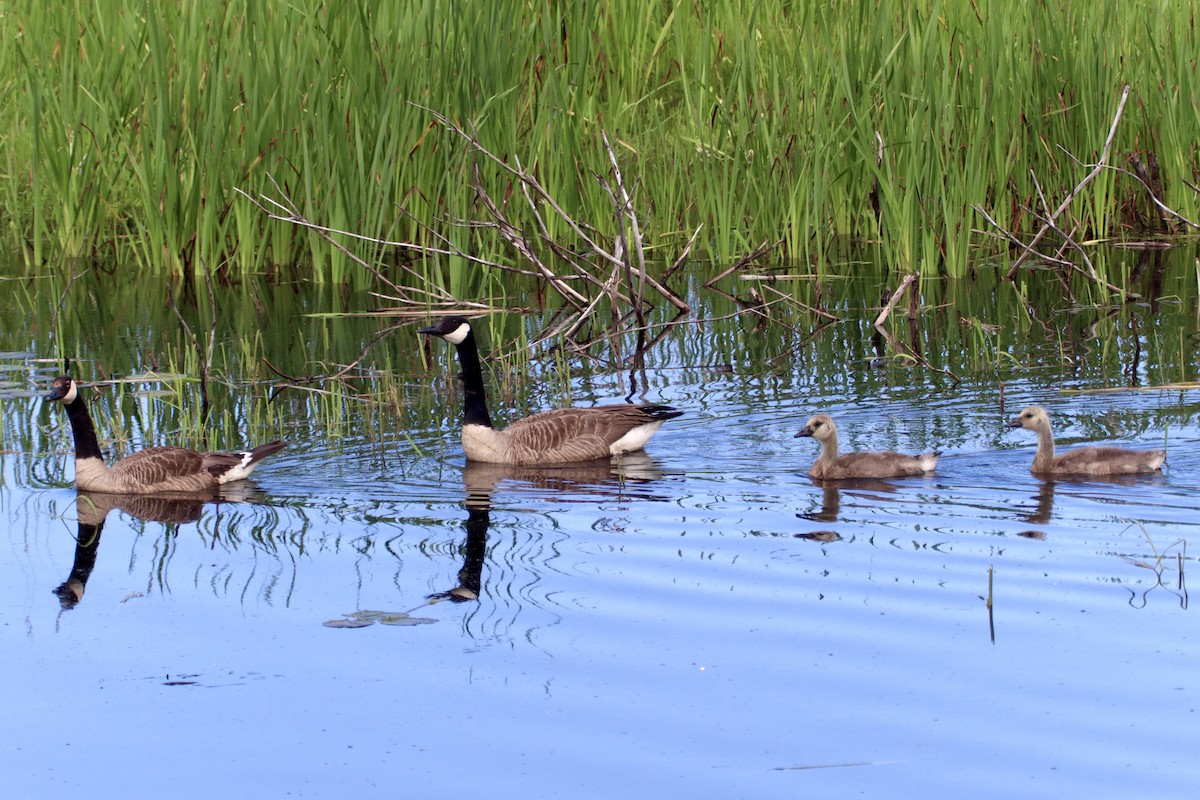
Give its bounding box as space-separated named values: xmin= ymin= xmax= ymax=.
xmin=2 ymin=254 xmax=1198 ymax=797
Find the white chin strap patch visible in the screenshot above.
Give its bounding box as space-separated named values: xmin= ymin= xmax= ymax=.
xmin=63 ymin=380 xmax=79 ymax=404
xmin=444 ymin=323 xmax=471 ymax=345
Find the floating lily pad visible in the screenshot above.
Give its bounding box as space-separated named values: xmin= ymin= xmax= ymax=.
xmin=345 ymin=610 xmax=389 ymax=620
xmin=326 ymin=609 xmax=438 ymax=628
xmin=378 ymin=615 xmax=438 ymax=626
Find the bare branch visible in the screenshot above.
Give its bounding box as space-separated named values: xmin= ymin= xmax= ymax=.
xmin=1005 ymin=84 xmax=1130 ymax=280
xmin=874 ymin=273 xmax=919 ymax=327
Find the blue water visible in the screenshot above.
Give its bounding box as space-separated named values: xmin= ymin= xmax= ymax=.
xmin=3 ymin=266 xmax=1199 ymax=798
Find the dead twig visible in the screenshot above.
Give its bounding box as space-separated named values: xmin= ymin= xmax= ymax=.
xmin=873 ymin=273 xmax=919 ymax=327
xmin=703 ymin=238 xmax=785 ymax=287
xmin=1001 ymin=84 xmax=1130 ymax=281
xmin=262 ymin=319 xmax=411 ymax=387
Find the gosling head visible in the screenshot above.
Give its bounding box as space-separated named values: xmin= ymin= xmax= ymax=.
xmin=45 ymin=375 xmax=79 ymax=405
xmin=418 ymin=316 xmax=474 ymax=345
xmin=794 ymin=413 xmax=837 ymax=443
xmin=1007 ymin=405 xmax=1051 ymax=433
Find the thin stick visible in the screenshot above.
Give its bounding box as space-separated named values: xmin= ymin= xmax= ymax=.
xmin=873 ymin=273 xmax=918 ymax=327
xmin=663 ymin=224 xmax=705 ymax=281
xmin=1005 ymin=84 xmax=1131 ymax=280
xmin=703 ymin=238 xmax=785 ymax=287
xmin=987 ymin=564 xmax=995 ymax=644
xmin=602 ymin=130 xmax=649 ymax=329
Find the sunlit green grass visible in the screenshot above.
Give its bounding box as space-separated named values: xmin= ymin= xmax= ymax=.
xmin=2 ymin=0 xmax=1198 ymax=282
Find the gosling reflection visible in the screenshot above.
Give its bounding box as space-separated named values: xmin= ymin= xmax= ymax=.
xmin=1016 ymin=472 xmax=1167 ymax=528
xmin=1023 ymin=480 xmax=1056 ymax=525
xmin=55 ymin=491 xmax=206 ymax=609
xmin=798 ymin=478 xmax=900 ymax=524
xmin=427 ymin=454 xmax=669 ymax=603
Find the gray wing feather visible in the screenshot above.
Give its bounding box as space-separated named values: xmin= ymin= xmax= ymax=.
xmin=1054 ymin=446 xmax=1165 ymax=474
xmin=814 ymin=451 xmax=938 ymax=479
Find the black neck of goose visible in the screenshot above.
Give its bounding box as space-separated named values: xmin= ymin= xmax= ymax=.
xmin=63 ymin=395 xmax=106 ymax=462
xmin=454 ymin=331 xmax=494 ymax=428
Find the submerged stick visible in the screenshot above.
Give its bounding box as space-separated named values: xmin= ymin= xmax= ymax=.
xmin=987 ymin=564 xmax=995 ymax=644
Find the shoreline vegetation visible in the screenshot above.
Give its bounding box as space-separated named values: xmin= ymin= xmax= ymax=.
xmin=3 ymin=1 xmax=1199 ymax=289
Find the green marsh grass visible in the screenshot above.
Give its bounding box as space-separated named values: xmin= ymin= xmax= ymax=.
xmin=4 ymin=1 xmax=1200 ymax=283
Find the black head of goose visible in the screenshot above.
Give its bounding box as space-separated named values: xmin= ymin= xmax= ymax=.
xmin=45 ymin=374 xmax=286 ymax=494
xmin=418 ymin=316 xmax=682 ymax=465
xmin=1006 ymin=405 xmax=1165 ymax=475
xmin=794 ymin=413 xmax=940 ymax=480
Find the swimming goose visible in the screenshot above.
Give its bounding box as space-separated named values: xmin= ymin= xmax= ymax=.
xmin=46 ymin=374 xmax=286 ymax=493
xmin=1006 ymin=405 xmax=1165 ymax=475
xmin=418 ymin=316 xmax=682 ymax=465
xmin=794 ymin=413 xmax=940 ymax=479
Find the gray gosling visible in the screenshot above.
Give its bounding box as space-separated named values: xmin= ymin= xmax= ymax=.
xmin=1006 ymin=405 xmax=1165 ymax=476
xmin=46 ymin=374 xmax=286 ymax=493
xmin=419 ymin=316 xmax=682 ymax=465
xmin=795 ymin=413 xmax=940 ymax=480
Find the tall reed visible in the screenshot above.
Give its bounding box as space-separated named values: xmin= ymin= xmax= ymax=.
xmin=2 ymin=1 xmax=1197 ymax=280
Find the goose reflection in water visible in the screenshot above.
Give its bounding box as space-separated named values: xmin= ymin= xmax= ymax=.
xmin=1016 ymin=472 xmax=1168 ymax=529
xmin=54 ymin=487 xmax=259 ymax=610
xmin=1022 ymin=480 xmax=1056 ymax=526
xmin=425 ymin=453 xmax=671 ymax=604
xmin=797 ymin=478 xmax=901 ymax=524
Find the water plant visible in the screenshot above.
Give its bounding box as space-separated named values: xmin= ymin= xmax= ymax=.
xmin=2 ymin=1 xmax=1199 ymax=283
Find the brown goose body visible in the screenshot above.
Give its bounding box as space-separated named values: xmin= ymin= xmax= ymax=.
xmin=419 ymin=317 xmax=682 ymax=466
xmin=795 ymin=413 xmax=940 ymax=480
xmin=46 ymin=375 xmax=286 ymax=494
xmin=461 ymin=404 xmax=681 ymax=465
xmin=1006 ymin=405 xmax=1165 ymax=476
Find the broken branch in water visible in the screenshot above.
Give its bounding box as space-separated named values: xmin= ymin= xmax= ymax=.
xmin=873 ymin=272 xmax=918 ymax=327
xmin=703 ymin=238 xmax=785 ymax=288
xmin=239 ymin=106 xmax=840 ymax=374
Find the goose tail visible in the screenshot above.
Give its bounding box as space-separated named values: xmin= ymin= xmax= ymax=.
xmin=917 ymin=451 xmax=942 ymax=472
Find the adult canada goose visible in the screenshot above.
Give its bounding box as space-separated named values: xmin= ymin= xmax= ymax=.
xmin=794 ymin=413 xmax=940 ymax=479
xmin=418 ymin=316 xmax=682 ymax=465
xmin=46 ymin=374 xmax=286 ymax=493
xmin=1006 ymin=405 xmax=1165 ymax=475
